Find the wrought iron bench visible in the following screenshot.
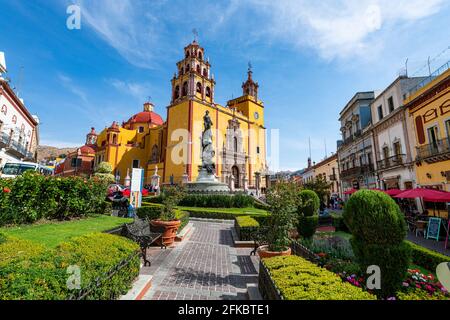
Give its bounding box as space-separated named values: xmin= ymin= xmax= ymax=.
xmin=250 ymin=226 xmax=270 ymax=256
xmin=121 ymin=218 xmax=166 ymax=267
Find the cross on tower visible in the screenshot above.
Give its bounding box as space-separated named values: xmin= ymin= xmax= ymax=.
xmin=192 ymin=28 xmax=199 ymax=42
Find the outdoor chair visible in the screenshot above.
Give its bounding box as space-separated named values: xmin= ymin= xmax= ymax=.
xmin=415 ymin=220 xmax=427 ymax=238
xmin=121 ymin=217 xmax=166 ymax=267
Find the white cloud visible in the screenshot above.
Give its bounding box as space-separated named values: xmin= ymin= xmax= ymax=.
xmin=76 ymin=0 xmax=167 ymax=69
xmin=107 ymin=79 xmax=154 ymax=102
xmin=58 ymin=73 xmax=88 ymax=103
xmin=253 ymin=0 xmax=446 ymax=61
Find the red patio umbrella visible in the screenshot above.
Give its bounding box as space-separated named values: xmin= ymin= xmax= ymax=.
xmin=384 ymin=189 xmax=403 ymax=196
xmin=343 ymin=188 xmax=358 ymax=195
xmin=393 ymin=188 xmax=449 ymax=200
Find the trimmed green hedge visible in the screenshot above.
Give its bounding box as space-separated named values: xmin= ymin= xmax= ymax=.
xmin=406 ymin=241 xmax=449 ymax=271
xmin=183 ymin=208 xmax=269 ymax=220
xmin=262 ymin=256 xmax=375 ymax=300
xmin=330 ymin=213 xmax=349 ymax=232
xmin=235 ymin=216 xmax=259 ymax=241
xmin=143 ymin=193 xmax=256 ymax=208
xmin=0 ymin=233 xmax=140 ymax=300
xmin=0 ymin=171 xmax=109 ymax=226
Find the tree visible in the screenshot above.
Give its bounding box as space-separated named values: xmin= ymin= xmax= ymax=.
xmin=94 ymin=162 xmax=115 ymax=183
xmin=302 ymin=175 xmax=332 ymax=206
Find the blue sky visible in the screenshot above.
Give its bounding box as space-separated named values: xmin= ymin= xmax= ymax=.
xmin=1 ymin=0 xmax=449 ymax=171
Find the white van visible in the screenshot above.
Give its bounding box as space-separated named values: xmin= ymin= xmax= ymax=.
xmin=0 ymin=161 xmax=53 ymax=179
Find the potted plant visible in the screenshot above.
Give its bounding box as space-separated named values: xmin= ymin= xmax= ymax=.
xmin=257 ymin=181 xmax=300 ymax=258
xmin=150 ymin=185 xmax=185 ymax=247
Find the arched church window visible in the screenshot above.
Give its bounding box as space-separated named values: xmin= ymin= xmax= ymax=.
xmin=174 ymin=85 xmax=180 ymax=99
xmin=112 ymin=134 xmax=117 ymax=145
xmin=180 ymin=67 xmax=184 ymax=75
xmin=196 ymin=65 xmax=201 ymax=73
xmin=151 ymin=144 xmax=159 ymax=163
xmin=205 ymin=86 xmax=211 ymax=98
xmin=182 ymin=82 xmax=188 ymax=96
xmin=186 ymin=50 xmax=190 ymax=58
xmin=196 ymin=82 xmax=202 ymax=94
xmin=186 ymin=64 xmax=190 ymax=72
xmin=203 ymin=68 xmax=208 ymax=77
xmin=198 ymin=51 xmax=203 ymax=60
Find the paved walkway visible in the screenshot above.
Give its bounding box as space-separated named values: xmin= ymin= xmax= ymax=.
xmin=407 ymin=231 xmax=450 ymax=256
xmin=140 ymin=220 xmax=259 ymax=300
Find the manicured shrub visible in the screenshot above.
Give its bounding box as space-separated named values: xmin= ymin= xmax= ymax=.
xmin=179 ymin=207 xmax=269 ymax=220
xmin=0 ymin=233 xmax=140 ymax=300
xmin=261 ymin=255 xmax=375 ymax=300
xmin=0 ymin=172 xmax=109 ymax=226
xmin=406 ymin=241 xmax=449 ymax=271
xmin=343 ymin=190 xmax=410 ymax=298
xmin=296 ymin=190 xmax=320 ymax=239
xmin=235 ymin=216 xmax=259 ymax=241
xmin=178 ymin=193 xmax=254 ymax=208
xmin=297 ymin=216 xmax=318 ymax=239
xmin=331 ymin=213 xmax=349 ymax=232
xmin=298 ymin=190 xmax=320 ymax=217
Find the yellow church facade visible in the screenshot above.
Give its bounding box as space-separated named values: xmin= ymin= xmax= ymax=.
xmin=92 ymin=41 xmax=267 ymax=189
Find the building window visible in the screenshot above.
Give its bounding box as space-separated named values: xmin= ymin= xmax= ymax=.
xmin=205 ymin=86 xmax=211 ymax=98
xmin=198 ymin=51 xmax=203 ymax=60
xmin=196 ymin=65 xmax=201 ymax=73
xmin=138 ymin=126 xmax=144 ymax=133
xmin=256 ymin=146 xmax=260 ymax=154
xmin=182 ymin=82 xmax=188 ymax=96
xmin=132 ymin=159 xmax=140 ymax=168
xmin=174 ymin=85 xmax=180 ymax=99
xmin=445 ymin=120 xmax=450 ymax=139
xmin=427 ymin=126 xmax=439 ymax=150
xmin=71 ymin=158 xmax=82 ymax=168
xmin=377 ymin=105 xmax=383 ymax=120
xmin=388 ymin=96 xmax=394 ymax=113
xmin=234 ymin=137 xmax=238 ymax=152
xmin=203 ymin=68 xmax=208 ymax=77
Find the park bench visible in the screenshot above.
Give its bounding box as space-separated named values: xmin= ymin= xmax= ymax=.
xmin=121 ymin=217 xmax=166 ymax=267
xmin=250 ymin=226 xmax=270 ymax=256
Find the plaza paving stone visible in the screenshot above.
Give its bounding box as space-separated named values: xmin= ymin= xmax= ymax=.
xmin=141 ymin=220 xmax=259 ymax=300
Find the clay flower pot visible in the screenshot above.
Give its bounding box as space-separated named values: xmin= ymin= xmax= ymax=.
xmin=257 ymin=245 xmax=291 ymax=259
xmin=150 ymin=219 xmax=181 ymax=247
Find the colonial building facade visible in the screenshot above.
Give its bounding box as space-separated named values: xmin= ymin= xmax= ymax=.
xmin=406 ymin=65 xmax=450 ymax=192
xmin=92 ymin=41 xmax=267 ymax=190
xmin=371 ymin=76 xmax=426 ymax=190
xmin=337 ymin=92 xmax=377 ymax=194
xmin=0 ymin=52 xmax=39 ymax=167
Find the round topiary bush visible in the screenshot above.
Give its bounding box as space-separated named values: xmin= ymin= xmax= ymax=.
xmin=296 ymin=190 xmax=320 ymax=238
xmin=298 ymin=190 xmax=320 ymax=217
xmin=343 ymin=190 xmax=410 ymax=298
xmin=343 ymin=189 xmax=407 ymax=245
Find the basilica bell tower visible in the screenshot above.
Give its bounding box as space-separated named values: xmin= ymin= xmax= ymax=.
xmin=170 ymin=40 xmax=216 ymax=105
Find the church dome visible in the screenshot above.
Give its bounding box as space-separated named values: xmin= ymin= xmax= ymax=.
xmin=125 ymin=102 xmax=164 ymax=126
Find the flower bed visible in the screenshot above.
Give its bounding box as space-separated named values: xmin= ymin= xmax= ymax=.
xmin=259 ymin=255 xmax=375 ymax=300
xmin=0 ymin=233 xmax=140 ymax=300
xmin=235 ymin=215 xmax=259 ymax=241
xmin=298 ymin=232 xmax=449 ymax=300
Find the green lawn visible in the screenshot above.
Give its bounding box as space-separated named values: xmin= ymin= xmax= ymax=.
xmin=0 ymin=215 xmax=133 ymax=248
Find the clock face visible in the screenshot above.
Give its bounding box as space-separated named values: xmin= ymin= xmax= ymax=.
xmin=254 ymin=111 xmax=259 ymax=119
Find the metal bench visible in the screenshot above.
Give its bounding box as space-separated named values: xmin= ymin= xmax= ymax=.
xmin=250 ymin=226 xmax=270 ymax=256
xmin=121 ymin=217 xmax=166 ymax=267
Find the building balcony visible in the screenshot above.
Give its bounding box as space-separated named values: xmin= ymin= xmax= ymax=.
xmin=376 ymin=154 xmax=407 ymax=171
xmin=416 ymin=138 xmax=450 ymax=164
xmin=0 ymin=133 xmax=34 ymax=160
xmin=340 ymin=164 xmax=374 ymax=179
